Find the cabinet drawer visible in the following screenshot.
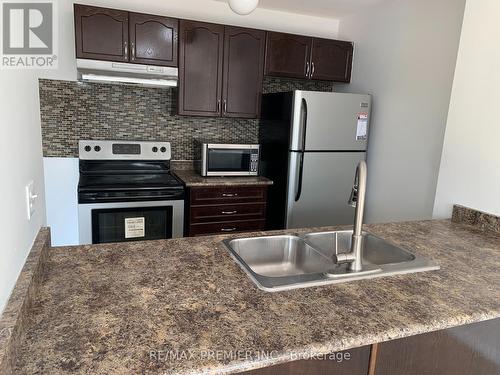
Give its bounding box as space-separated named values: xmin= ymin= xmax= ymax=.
xmin=191 ymin=204 xmax=266 ymax=223
xmin=190 ymin=187 xmax=267 ymax=205
xmin=189 ymin=220 xmax=265 ymax=236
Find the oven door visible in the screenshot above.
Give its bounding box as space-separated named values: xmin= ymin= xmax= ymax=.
xmin=78 ymin=200 xmax=184 ymax=245
xmin=204 ymin=147 xmax=258 ymax=176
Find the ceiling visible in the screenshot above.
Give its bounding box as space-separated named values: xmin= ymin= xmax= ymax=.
xmin=255 ymin=0 xmax=387 ymax=18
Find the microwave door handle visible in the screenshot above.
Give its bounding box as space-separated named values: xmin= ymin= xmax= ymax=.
xmin=294 ymin=152 xmax=304 ymax=202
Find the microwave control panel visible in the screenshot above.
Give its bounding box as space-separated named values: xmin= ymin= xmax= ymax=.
xmin=250 ymin=152 xmax=259 ymax=172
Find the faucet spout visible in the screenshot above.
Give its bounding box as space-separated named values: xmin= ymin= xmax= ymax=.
xmin=349 ymin=160 xmax=367 ymax=271
xmin=352 ymin=161 xmax=367 ymax=236
xmin=328 ymin=160 xmax=367 ymax=273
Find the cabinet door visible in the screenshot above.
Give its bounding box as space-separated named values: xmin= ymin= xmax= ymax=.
xmin=179 ymin=20 xmax=224 ymax=116
xmin=129 ymin=13 xmax=178 ymax=67
xmin=74 ymin=4 xmax=129 ymax=62
xmin=374 ymin=319 xmax=500 ymax=375
xmin=240 ymin=346 xmax=371 ymax=375
xmin=264 ymin=32 xmax=312 ymax=79
xmin=310 ymin=38 xmax=353 ymax=82
xmin=222 ymin=27 xmax=265 ymax=118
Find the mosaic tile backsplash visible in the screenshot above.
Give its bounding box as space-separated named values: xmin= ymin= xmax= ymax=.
xmin=39 ymin=77 xmax=333 ymax=160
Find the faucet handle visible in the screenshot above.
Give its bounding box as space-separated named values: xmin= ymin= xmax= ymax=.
xmin=348 ymin=186 xmax=358 ymax=207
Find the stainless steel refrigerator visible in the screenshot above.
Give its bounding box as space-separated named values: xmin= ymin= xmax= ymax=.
xmin=259 ymin=90 xmax=371 ymax=229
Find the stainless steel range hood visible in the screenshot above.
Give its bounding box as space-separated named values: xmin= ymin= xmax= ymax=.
xmin=76 ymin=59 xmax=178 ymax=88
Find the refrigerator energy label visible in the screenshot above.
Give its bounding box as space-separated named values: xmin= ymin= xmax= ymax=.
xmin=356 ymin=113 xmax=368 ymax=140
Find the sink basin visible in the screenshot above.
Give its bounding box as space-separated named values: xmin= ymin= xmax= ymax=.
xmin=223 ymin=230 xmax=439 ymax=292
xmin=228 ymin=235 xmax=333 ymax=277
xmin=303 ymin=230 xmax=415 ymax=265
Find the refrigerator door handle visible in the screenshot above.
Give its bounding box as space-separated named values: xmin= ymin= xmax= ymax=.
xmin=294 ymin=98 xmax=308 ymax=202
xmin=300 ymin=98 xmax=308 ymax=151
xmin=290 ymin=94 xmax=309 ymax=151
xmin=295 ymin=152 xmax=304 ymax=202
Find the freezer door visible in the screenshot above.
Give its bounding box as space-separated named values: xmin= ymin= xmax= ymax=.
xmin=290 ymin=91 xmax=371 ymax=151
xmin=286 ymin=151 xmax=366 ymax=229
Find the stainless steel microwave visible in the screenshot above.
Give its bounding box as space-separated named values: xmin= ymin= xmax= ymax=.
xmin=198 ymin=143 xmax=260 ymax=176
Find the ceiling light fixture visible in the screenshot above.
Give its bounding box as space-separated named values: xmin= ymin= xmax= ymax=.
xmin=228 ymin=0 xmax=259 ymax=15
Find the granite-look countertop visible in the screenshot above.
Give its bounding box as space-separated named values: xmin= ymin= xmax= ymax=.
xmin=173 ymin=169 xmax=273 ymax=187
xmin=13 ymin=220 xmax=500 ymax=374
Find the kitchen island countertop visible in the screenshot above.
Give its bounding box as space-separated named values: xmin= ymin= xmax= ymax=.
xmin=11 ymin=220 xmax=500 ymax=374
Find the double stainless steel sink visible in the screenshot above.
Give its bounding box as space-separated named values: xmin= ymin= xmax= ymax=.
xmin=223 ymin=230 xmax=439 ymax=292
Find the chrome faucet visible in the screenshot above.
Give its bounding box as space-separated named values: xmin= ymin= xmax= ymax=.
xmin=332 ymin=160 xmax=367 ymax=272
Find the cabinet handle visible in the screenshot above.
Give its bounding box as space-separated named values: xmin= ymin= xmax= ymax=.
xmin=124 ymin=41 xmax=128 ymax=60
xmin=311 ymin=62 xmax=315 ymax=78
xmin=131 ymin=41 xmax=135 ymax=60
xmin=217 ymin=99 xmax=221 ymax=113
xmin=223 ymin=99 xmax=227 ymax=113
xmin=306 ymin=61 xmax=310 ymax=77
xmin=221 ymin=227 xmax=237 ymax=232
xmin=221 ymin=210 xmax=237 ymax=215
xmin=222 ymin=193 xmax=238 ymax=197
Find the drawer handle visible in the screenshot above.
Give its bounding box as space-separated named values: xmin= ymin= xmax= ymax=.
xmin=222 ymin=193 xmax=238 ymax=197
xmin=221 ymin=227 xmax=237 ymax=232
xmin=221 ymin=210 xmax=237 ymax=215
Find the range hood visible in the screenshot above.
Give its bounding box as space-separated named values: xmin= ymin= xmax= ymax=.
xmin=76 ymin=59 xmax=178 ymax=88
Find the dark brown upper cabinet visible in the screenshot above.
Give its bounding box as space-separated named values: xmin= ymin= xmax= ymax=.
xmin=222 ymin=26 xmax=266 ymax=118
xmin=74 ymin=5 xmax=178 ymax=67
xmin=264 ymin=32 xmax=312 ymax=79
xmin=310 ymin=38 xmax=353 ymax=82
xmin=179 ymin=20 xmax=224 ymax=117
xmin=179 ymin=22 xmax=265 ymax=118
xmin=264 ymin=31 xmax=354 ymax=82
xmin=129 ymin=13 xmax=178 ymax=67
xmin=74 ymin=4 xmax=129 ymax=62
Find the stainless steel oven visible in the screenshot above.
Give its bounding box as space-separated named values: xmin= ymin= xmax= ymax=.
xmin=77 ymin=140 xmax=184 ymax=245
xmin=198 ymin=142 xmax=260 ymax=177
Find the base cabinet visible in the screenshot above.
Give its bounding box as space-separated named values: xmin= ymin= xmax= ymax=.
xmin=238 ymin=319 xmax=500 ymax=375
xmin=373 ymin=318 xmax=500 ymax=375
xmin=185 ymin=186 xmax=268 ymax=236
xmin=239 ymin=346 xmax=371 ymax=375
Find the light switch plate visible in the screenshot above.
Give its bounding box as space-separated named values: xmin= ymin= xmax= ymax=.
xmin=26 ymin=181 xmax=37 ymax=220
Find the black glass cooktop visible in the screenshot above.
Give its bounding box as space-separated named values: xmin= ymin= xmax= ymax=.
xmin=78 ymin=160 xmax=184 ymax=203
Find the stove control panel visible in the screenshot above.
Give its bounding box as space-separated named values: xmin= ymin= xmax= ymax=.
xmin=79 ymin=140 xmax=171 ymax=160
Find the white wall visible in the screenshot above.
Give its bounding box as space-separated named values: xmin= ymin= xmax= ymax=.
xmin=335 ymin=0 xmax=466 ymax=223
xmin=0 ymin=72 xmax=46 ymax=313
xmin=433 ymin=0 xmax=500 ymax=218
xmin=1 ymin=0 xmax=340 ymax=312
xmin=43 ymin=158 xmax=80 ymax=246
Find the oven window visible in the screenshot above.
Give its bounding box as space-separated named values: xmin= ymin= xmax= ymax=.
xmin=208 ymin=149 xmax=251 ymax=172
xmin=91 ymin=206 xmax=173 ymax=244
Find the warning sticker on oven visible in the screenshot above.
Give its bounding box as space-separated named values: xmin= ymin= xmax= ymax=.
xmin=125 ymin=217 xmax=145 ymax=238
xmin=356 ymin=113 xmax=368 ymax=140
